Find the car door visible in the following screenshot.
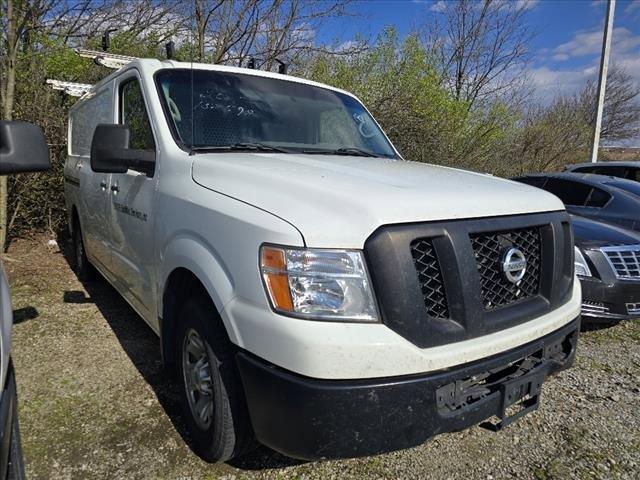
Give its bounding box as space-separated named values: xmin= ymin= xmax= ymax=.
xmin=72 ymin=85 xmax=115 ymax=273
xmin=108 ymin=71 xmax=158 ymax=323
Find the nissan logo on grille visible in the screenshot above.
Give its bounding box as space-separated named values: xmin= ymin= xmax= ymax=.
xmin=501 ymin=247 xmax=527 ymax=284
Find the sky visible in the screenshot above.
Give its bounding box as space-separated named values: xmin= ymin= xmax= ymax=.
xmin=317 ymin=0 xmax=640 ymax=146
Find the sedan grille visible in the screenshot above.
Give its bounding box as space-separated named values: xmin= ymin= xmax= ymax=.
xmin=627 ymin=303 xmax=640 ymax=315
xmin=470 ymin=227 xmax=542 ymax=310
xmin=601 ymin=245 xmax=640 ymax=280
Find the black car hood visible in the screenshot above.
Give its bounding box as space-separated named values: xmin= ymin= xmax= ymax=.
xmin=571 ymin=215 xmax=640 ymax=249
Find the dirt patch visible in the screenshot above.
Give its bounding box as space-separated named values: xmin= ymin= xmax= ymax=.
xmin=5 ymin=236 xmax=640 ymax=479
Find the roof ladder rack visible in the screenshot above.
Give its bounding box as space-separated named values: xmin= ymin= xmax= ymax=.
xmin=45 ymin=79 xmax=93 ymax=97
xmin=75 ymin=48 xmax=138 ymax=70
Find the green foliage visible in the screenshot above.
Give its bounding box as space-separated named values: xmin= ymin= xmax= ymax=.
xmin=304 ymin=29 xmax=519 ymax=173
xmin=303 ymin=28 xmax=595 ymax=179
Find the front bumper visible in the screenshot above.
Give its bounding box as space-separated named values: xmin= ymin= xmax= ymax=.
xmin=580 ymin=276 xmax=640 ymax=322
xmin=237 ymin=316 xmax=580 ymax=460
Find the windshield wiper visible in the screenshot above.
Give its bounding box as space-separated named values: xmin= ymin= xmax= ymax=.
xmin=302 ymin=147 xmax=379 ymax=158
xmin=190 ymin=143 xmax=292 ymax=154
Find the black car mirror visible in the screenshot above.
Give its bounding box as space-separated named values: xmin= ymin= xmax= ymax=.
xmin=0 ymin=121 xmax=51 ymax=175
xmin=90 ymin=124 xmax=155 ymax=176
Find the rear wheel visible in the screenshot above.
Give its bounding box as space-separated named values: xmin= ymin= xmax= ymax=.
xmin=177 ymin=294 xmax=254 ymax=462
xmin=72 ymin=223 xmax=95 ymax=281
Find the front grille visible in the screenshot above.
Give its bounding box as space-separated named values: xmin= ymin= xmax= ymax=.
xmin=365 ymin=211 xmax=571 ymax=348
xmin=627 ymin=303 xmax=640 ymax=315
xmin=410 ymin=239 xmax=449 ymax=318
xmin=601 ymin=245 xmax=640 ymax=280
xmin=471 ymin=227 xmax=542 ymax=310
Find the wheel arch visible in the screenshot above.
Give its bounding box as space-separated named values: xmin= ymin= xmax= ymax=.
xmin=159 ymin=236 xmax=236 ymax=367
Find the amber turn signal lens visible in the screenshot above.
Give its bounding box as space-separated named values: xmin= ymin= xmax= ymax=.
xmin=261 ymin=247 xmax=294 ymax=311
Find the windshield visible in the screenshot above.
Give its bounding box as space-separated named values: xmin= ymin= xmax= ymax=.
xmin=155 ymin=69 xmax=397 ymax=158
xmin=605 ymin=181 xmax=640 ymax=198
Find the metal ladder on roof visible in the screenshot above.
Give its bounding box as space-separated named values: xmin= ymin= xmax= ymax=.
xmin=46 ymin=49 xmax=138 ymax=97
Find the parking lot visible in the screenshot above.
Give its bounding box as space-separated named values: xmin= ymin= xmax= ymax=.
xmin=5 ymin=236 xmax=640 ymax=480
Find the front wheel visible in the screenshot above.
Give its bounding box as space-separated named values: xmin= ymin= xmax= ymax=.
xmin=177 ymin=295 xmax=254 ymax=462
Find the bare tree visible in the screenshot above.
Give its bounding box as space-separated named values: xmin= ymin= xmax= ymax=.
xmin=426 ymin=0 xmax=535 ymax=109
xmin=0 ymin=0 xmax=183 ymax=250
xmin=580 ymin=64 xmax=640 ymax=142
xmin=1 ymin=0 xmax=50 ymax=250
xmin=190 ymin=0 xmax=355 ymax=69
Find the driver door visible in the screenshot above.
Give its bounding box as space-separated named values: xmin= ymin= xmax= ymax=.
xmin=107 ymin=71 xmax=158 ymax=324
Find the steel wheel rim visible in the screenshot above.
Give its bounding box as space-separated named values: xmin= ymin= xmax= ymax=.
xmin=182 ymin=328 xmax=214 ymax=430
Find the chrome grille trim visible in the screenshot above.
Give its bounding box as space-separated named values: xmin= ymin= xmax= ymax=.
xmin=582 ymin=301 xmax=610 ymax=315
xmin=600 ymin=245 xmax=640 ymax=280
xmin=627 ymin=303 xmax=640 ymax=315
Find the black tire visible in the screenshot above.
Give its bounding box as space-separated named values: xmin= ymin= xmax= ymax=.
xmin=176 ymin=294 xmax=254 ymax=462
xmin=7 ymin=412 xmax=25 ymax=480
xmin=73 ymin=222 xmax=95 ymax=281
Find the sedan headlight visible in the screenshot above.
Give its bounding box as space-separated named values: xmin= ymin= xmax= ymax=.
xmin=574 ymin=247 xmax=592 ymax=277
xmin=260 ymin=245 xmax=379 ymax=322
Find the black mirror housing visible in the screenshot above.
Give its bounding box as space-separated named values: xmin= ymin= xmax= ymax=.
xmin=90 ymin=124 xmax=155 ymax=176
xmin=0 ymin=121 xmax=51 ymax=175
xmin=90 ymin=124 xmax=130 ymax=174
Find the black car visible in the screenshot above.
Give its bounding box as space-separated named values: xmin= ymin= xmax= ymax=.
xmin=564 ymin=160 xmax=640 ymax=182
xmin=514 ymin=172 xmax=640 ymax=232
xmin=572 ymin=215 xmax=640 ymax=322
xmin=0 ymin=120 xmax=51 ymax=479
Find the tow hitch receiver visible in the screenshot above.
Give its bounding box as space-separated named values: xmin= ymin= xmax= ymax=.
xmin=481 ymin=369 xmax=545 ymax=431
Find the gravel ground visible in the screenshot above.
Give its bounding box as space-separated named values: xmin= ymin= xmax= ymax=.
xmin=4 ymin=236 xmax=640 ymax=479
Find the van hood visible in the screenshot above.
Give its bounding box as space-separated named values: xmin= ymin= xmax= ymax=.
xmin=192 ymin=153 xmax=565 ymax=248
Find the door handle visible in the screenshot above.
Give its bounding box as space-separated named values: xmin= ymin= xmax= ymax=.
xmin=111 ymin=185 xmax=119 ymax=193
xmin=99 ymin=181 xmax=107 ymax=189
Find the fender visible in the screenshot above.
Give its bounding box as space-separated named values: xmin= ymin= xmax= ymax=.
xmin=159 ymin=233 xmax=240 ymax=343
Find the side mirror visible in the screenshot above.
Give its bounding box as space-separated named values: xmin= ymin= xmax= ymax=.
xmin=0 ymin=121 xmax=51 ymax=175
xmin=90 ymin=124 xmax=155 ymax=176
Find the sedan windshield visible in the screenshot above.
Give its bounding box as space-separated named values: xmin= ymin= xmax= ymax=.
xmin=605 ymin=181 xmax=640 ymax=198
xmin=155 ymin=69 xmax=398 ymax=158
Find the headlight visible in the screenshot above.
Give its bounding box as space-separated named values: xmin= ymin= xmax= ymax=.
xmin=260 ymin=245 xmax=379 ymax=322
xmin=574 ymin=247 xmax=592 ymax=277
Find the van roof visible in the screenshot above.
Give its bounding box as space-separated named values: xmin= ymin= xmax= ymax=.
xmin=73 ymin=57 xmax=355 ymax=106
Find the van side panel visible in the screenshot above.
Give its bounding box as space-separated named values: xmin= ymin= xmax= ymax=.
xmin=65 ymin=84 xmax=116 ymax=272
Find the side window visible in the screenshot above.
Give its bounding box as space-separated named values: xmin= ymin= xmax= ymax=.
xmin=70 ymin=89 xmax=112 ymax=156
xmin=543 ymin=179 xmax=592 ymax=206
xmin=595 ymin=166 xmax=627 ymax=178
xmin=629 ymin=168 xmax=640 ymax=182
xmin=120 ymin=78 xmax=155 ymax=151
xmin=585 ymin=188 xmax=611 ymax=208
xmin=573 ymin=166 xmax=596 ymax=174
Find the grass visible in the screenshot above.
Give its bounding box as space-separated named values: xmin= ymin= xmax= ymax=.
xmin=5 ymin=235 xmax=640 ymax=480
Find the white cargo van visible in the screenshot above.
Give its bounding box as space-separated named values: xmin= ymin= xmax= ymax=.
xmin=64 ymin=59 xmax=581 ymax=462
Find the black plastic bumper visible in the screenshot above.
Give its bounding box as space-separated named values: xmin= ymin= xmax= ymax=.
xmin=237 ymin=316 xmax=580 ymax=460
xmin=580 ymin=276 xmax=640 ymax=322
